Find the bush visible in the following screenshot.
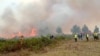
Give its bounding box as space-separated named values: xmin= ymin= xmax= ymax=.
xmin=0 ymin=40 xmax=20 ymax=53
xmin=0 ymin=35 xmax=69 ymax=53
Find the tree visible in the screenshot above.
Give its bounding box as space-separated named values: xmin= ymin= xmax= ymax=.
xmin=56 ymin=27 xmax=63 ymax=34
xmin=82 ymin=24 xmax=89 ymax=33
xmin=94 ymin=26 xmax=99 ymax=33
xmin=71 ymin=25 xmax=81 ymax=34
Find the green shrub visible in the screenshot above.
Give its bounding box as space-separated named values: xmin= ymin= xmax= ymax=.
xmin=0 ymin=35 xmax=69 ymax=53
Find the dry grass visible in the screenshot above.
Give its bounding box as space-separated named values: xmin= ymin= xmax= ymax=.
xmin=1 ymin=38 xmax=100 ymax=56
xmin=0 ymin=49 xmax=30 ymax=56
xmin=30 ymin=39 xmax=100 ymax=56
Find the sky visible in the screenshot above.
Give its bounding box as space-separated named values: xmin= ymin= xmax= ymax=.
xmin=0 ymin=0 xmax=40 ymax=14
xmin=0 ymin=0 xmax=100 ymax=37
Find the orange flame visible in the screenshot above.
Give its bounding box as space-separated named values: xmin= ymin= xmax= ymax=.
xmin=18 ymin=32 xmax=23 ymax=36
xmin=0 ymin=28 xmax=37 ymax=38
xmin=11 ymin=34 xmax=15 ymax=37
xmin=30 ymin=28 xmax=37 ymax=36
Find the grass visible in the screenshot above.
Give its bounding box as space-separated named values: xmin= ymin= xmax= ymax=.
xmin=0 ymin=35 xmax=72 ymax=53
xmin=0 ymin=36 xmax=100 ymax=56
xmin=30 ymin=38 xmax=100 ymax=56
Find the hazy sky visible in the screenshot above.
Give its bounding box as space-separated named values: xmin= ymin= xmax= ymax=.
xmin=0 ymin=0 xmax=40 ymax=14
xmin=0 ymin=0 xmax=100 ymax=37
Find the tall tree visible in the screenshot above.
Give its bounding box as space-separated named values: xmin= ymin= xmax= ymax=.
xmin=82 ymin=24 xmax=89 ymax=33
xmin=94 ymin=26 xmax=99 ymax=33
xmin=71 ymin=25 xmax=81 ymax=34
xmin=56 ymin=27 xmax=63 ymax=34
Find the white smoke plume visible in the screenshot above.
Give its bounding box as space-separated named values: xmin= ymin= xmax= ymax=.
xmin=0 ymin=0 xmax=100 ymax=38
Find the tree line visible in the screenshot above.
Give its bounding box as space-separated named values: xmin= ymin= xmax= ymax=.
xmin=71 ymin=24 xmax=99 ymax=34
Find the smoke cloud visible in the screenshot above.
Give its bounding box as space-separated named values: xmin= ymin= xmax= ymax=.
xmin=0 ymin=0 xmax=100 ymax=38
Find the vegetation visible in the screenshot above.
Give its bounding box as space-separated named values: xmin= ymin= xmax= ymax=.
xmin=94 ymin=26 xmax=99 ymax=33
xmin=82 ymin=24 xmax=90 ymax=33
xmin=71 ymin=24 xmax=93 ymax=34
xmin=0 ymin=35 xmax=72 ymax=53
xmin=71 ymin=25 xmax=81 ymax=34
xmin=56 ymin=27 xmax=63 ymax=34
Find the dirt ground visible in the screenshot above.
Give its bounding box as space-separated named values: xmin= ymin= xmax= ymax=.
xmin=31 ymin=39 xmax=100 ymax=56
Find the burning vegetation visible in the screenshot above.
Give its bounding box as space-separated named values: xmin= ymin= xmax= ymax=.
xmin=0 ymin=28 xmax=37 ymax=39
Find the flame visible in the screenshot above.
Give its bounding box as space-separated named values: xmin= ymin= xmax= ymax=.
xmin=0 ymin=28 xmax=37 ymax=38
xmin=11 ymin=34 xmax=15 ymax=37
xmin=18 ymin=32 xmax=23 ymax=36
xmin=30 ymin=28 xmax=37 ymax=36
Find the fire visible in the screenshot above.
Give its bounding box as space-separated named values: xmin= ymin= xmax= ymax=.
xmin=18 ymin=32 xmax=23 ymax=36
xmin=30 ymin=28 xmax=37 ymax=36
xmin=0 ymin=28 xmax=37 ymax=38
xmin=11 ymin=34 xmax=15 ymax=37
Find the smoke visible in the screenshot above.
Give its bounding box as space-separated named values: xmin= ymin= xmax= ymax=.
xmin=0 ymin=0 xmax=100 ymax=37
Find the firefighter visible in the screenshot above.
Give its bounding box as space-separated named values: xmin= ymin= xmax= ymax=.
xmin=86 ymin=34 xmax=89 ymax=41
xmin=78 ymin=33 xmax=83 ymax=40
xmin=74 ymin=34 xmax=78 ymax=42
xmin=50 ymin=35 xmax=54 ymax=39
xmin=19 ymin=35 xmax=24 ymax=49
xmin=93 ymin=33 xmax=99 ymax=40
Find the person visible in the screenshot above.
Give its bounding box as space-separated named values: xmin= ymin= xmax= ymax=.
xmin=86 ymin=34 xmax=89 ymax=41
xmin=20 ymin=35 xmax=24 ymax=47
xmin=50 ymin=35 xmax=54 ymax=39
xmin=93 ymin=33 xmax=99 ymax=40
xmin=80 ymin=33 xmax=83 ymax=40
xmin=74 ymin=34 xmax=78 ymax=42
xmin=17 ymin=35 xmax=24 ymax=50
xmin=78 ymin=33 xmax=83 ymax=40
